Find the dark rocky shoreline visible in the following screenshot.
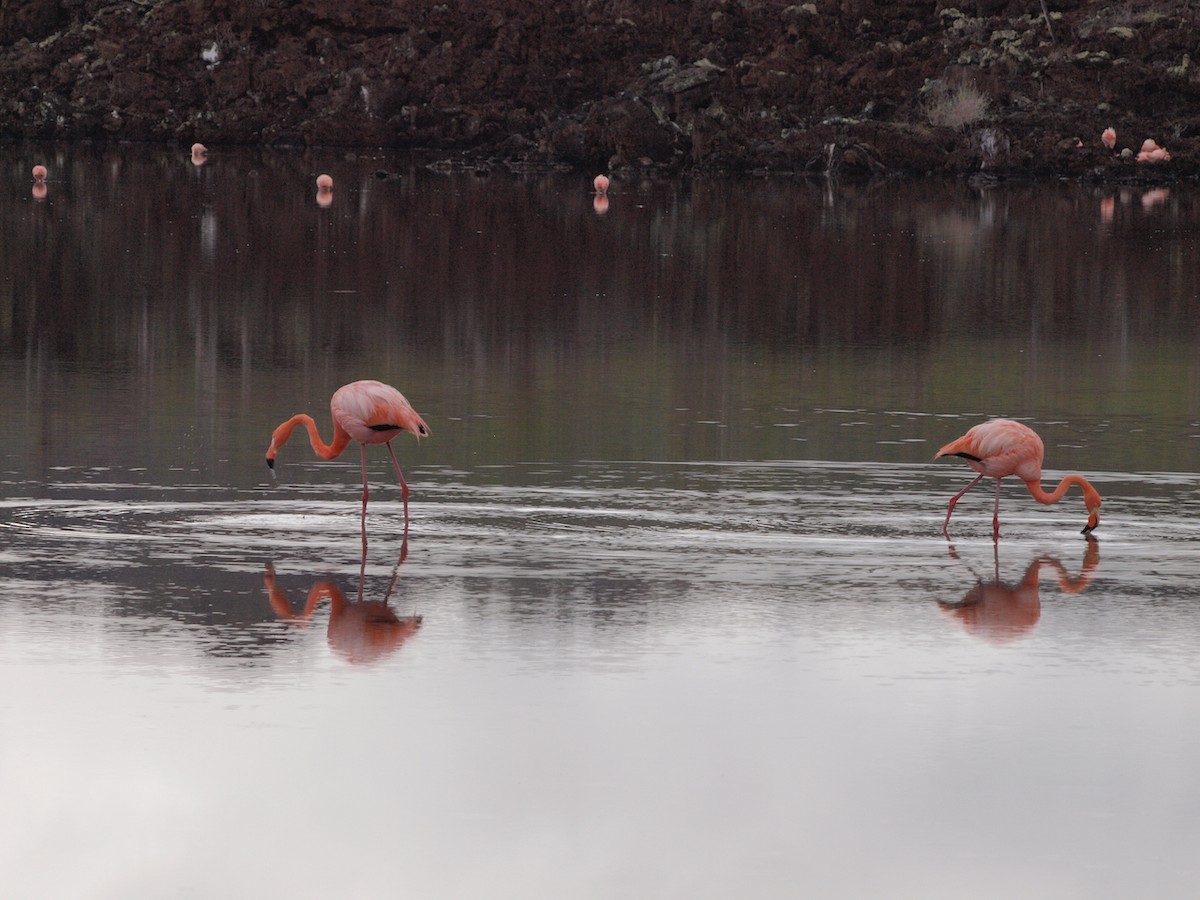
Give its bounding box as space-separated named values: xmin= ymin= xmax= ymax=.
xmin=1 ymin=1 xmax=1197 ymax=181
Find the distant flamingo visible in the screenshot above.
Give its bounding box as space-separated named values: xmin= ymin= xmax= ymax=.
xmin=935 ymin=418 xmax=1101 ymax=539
xmin=315 ymin=173 xmax=334 ymax=207
xmin=593 ymin=174 xmax=610 ymax=194
xmin=31 ymin=164 xmax=47 ymax=181
xmin=1101 ymin=127 xmax=1116 ymax=150
xmin=1136 ymin=138 xmax=1171 ymax=163
xmin=266 ymin=380 xmax=429 ymax=542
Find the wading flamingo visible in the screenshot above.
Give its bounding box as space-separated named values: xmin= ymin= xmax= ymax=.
xmin=266 ymin=380 xmax=429 ymax=543
xmin=315 ymin=173 xmax=334 ymax=207
xmin=935 ymin=418 xmax=1101 ymax=539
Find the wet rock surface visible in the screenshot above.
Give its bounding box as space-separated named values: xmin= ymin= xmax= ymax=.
xmin=0 ymin=0 xmax=1196 ymax=179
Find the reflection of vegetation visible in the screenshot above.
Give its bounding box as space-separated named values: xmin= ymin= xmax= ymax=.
xmin=1 ymin=147 xmax=1199 ymax=481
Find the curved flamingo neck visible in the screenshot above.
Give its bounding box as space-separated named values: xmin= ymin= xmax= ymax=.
xmin=269 ymin=414 xmax=352 ymax=461
xmin=265 ymin=579 xmax=347 ymax=621
xmin=1022 ymin=474 xmax=1095 ymax=506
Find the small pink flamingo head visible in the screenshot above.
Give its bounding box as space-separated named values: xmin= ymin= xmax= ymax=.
xmin=593 ymin=174 xmax=610 ymax=194
xmin=1082 ymin=487 xmax=1102 ymax=535
xmin=1101 ymin=127 xmax=1116 ymax=149
xmin=31 ymin=164 xmax=47 ymax=181
xmin=316 ymin=173 xmax=334 ymax=190
xmin=191 ymin=143 xmax=207 ymax=156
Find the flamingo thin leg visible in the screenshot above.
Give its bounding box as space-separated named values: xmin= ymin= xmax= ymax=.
xmin=385 ymin=441 xmax=411 ymax=524
xmin=358 ymin=530 xmax=368 ymax=602
xmin=360 ymin=443 xmax=370 ymax=554
xmin=992 ymin=478 xmax=1002 ymax=541
xmin=944 ymin=473 xmax=985 ymax=537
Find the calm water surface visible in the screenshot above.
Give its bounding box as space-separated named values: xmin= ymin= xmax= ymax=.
xmin=2 ymin=146 xmax=1200 ymax=898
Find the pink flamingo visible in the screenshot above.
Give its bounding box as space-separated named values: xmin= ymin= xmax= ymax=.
xmin=1136 ymin=138 xmax=1171 ymax=163
xmin=31 ymin=164 xmax=47 ymax=181
xmin=266 ymin=380 xmax=429 ymax=542
xmin=593 ymin=174 xmax=610 ymax=194
xmin=1101 ymin=127 xmax=1116 ymax=150
xmin=315 ymin=173 xmax=334 ymax=207
xmin=935 ymin=419 xmax=1101 ymax=539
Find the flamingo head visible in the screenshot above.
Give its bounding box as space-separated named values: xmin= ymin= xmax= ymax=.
xmin=1081 ymin=485 xmax=1101 ymax=534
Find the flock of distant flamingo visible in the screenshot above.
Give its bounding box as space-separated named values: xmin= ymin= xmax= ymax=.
xmin=265 ymin=379 xmax=1103 ymax=547
xmin=30 ymin=143 xmax=343 ymax=207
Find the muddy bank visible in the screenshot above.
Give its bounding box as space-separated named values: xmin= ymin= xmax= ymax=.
xmin=1 ymin=0 xmax=1197 ymax=179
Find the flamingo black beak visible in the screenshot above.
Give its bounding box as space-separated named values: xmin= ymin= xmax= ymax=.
xmin=1081 ymin=512 xmax=1099 ymax=535
xmin=266 ymin=457 xmax=275 ymax=469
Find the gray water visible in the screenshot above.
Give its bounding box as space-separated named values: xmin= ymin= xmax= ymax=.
xmin=2 ymin=146 xmax=1200 ymax=898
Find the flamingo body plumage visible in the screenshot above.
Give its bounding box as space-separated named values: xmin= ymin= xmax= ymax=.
xmin=935 ymin=419 xmax=1101 ymax=538
xmin=329 ymin=379 xmax=428 ymax=445
xmin=266 ymin=380 xmax=429 ymax=540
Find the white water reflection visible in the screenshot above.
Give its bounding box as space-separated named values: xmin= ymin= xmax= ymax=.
xmin=3 ymin=473 xmax=1200 ymax=898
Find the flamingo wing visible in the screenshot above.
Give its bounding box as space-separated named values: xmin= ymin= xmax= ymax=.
xmin=332 ymin=381 xmax=429 ymax=444
xmin=936 ymin=419 xmax=1043 ymax=480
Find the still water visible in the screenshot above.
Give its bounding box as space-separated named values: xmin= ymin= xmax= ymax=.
xmin=3 ymin=146 xmax=1200 ymax=898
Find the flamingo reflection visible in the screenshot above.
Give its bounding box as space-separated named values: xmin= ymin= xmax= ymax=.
xmin=263 ymin=538 xmax=422 ymax=665
xmin=938 ymin=539 xmax=1100 ymax=643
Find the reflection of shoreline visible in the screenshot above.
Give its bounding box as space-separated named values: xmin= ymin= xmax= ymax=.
xmin=263 ymin=540 xmax=422 ymax=665
xmin=9 ymin=157 xmax=1200 ymax=374
xmin=938 ymin=540 xmax=1100 ymax=644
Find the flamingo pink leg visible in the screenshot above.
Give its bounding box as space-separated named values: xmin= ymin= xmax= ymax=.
xmin=992 ymin=478 xmax=1002 ymax=540
xmin=943 ymin=473 xmax=985 ymax=537
xmin=385 ymin=441 xmax=411 ymax=524
xmin=360 ymin=443 xmax=371 ymax=553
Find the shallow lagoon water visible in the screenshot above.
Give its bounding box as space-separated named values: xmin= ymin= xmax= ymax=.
xmin=2 ymin=147 xmax=1200 ymax=897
